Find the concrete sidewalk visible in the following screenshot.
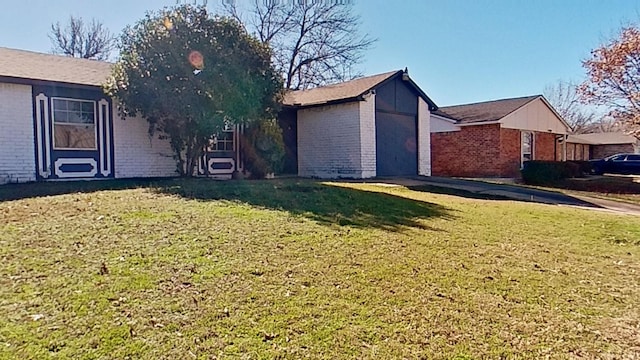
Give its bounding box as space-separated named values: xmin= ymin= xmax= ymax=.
xmin=371 ymin=176 xmax=640 ymax=216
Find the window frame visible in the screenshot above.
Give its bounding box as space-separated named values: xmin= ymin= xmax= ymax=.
xmin=210 ymin=127 xmax=235 ymax=152
xmin=521 ymin=130 xmax=534 ymax=167
xmin=51 ymin=97 xmax=98 ymax=151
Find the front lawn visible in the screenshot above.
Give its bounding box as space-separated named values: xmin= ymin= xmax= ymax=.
xmin=1 ymin=179 xmax=639 ymax=358
xmin=527 ymin=175 xmax=640 ymax=205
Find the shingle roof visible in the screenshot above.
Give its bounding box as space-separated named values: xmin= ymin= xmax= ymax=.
xmin=567 ymin=132 xmax=639 ymax=145
xmin=435 ymin=95 xmax=540 ymax=124
xmin=282 ymin=70 xmax=399 ymax=107
xmin=566 ymin=135 xmax=597 ymax=145
xmin=0 ymin=47 xmax=112 ymax=87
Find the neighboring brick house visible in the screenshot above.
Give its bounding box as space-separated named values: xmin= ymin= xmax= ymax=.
xmin=279 ymin=70 xmax=437 ymax=178
xmin=566 ymin=132 xmax=640 ymax=160
xmin=430 ymin=95 xmax=570 ymax=178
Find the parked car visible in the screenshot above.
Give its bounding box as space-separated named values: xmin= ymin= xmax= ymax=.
xmin=590 ymin=153 xmax=640 ymax=175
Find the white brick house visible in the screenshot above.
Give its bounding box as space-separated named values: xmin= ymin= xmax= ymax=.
xmin=279 ymin=70 xmax=437 ymax=178
xmin=0 ymin=47 xmax=437 ymax=183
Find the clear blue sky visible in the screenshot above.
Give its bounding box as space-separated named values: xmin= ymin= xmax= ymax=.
xmin=1 ymin=0 xmax=639 ymax=106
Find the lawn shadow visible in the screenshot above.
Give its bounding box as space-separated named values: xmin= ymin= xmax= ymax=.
xmin=156 ymin=179 xmax=452 ymax=231
xmin=0 ymin=178 xmax=162 ymax=202
xmin=0 ymin=178 xmax=452 ymax=232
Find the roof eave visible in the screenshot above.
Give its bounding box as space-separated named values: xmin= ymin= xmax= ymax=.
xmin=456 ymin=120 xmax=502 ymax=126
xmin=282 ymin=96 xmax=363 ymax=110
xmin=0 ymin=75 xmax=104 ymax=90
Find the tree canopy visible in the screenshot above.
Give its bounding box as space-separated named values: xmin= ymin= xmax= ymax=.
xmin=105 ymin=5 xmax=283 ymax=176
xmin=579 ymin=25 xmax=640 ymax=136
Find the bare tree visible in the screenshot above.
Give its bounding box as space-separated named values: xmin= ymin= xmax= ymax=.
xmin=49 ymin=16 xmax=115 ymax=61
xmin=223 ymin=0 xmax=375 ymax=90
xmin=544 ymin=80 xmax=600 ymax=134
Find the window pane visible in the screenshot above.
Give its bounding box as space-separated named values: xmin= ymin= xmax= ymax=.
xmin=53 ymin=110 xmax=68 ymax=123
xmin=67 ymin=112 xmax=84 ymax=124
xmin=68 ymin=101 xmax=81 ymax=111
xmin=627 ymin=155 xmax=640 ymax=161
xmin=54 ymin=124 xmax=96 ymax=149
xmin=53 ymin=99 xmax=67 ymax=110
xmin=81 ymin=102 xmax=94 ymax=113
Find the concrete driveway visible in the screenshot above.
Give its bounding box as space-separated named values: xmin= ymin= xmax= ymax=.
xmin=371 ymin=176 xmax=640 ymax=215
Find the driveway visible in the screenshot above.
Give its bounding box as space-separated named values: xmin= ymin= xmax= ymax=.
xmin=372 ymin=176 xmax=640 ymax=215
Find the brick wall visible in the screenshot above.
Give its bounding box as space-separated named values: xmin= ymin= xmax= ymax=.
xmin=432 ymin=125 xmax=564 ymax=178
xmin=358 ymin=95 xmax=377 ymax=178
xmin=112 ymin=106 xmax=178 ymax=178
xmin=535 ymin=132 xmax=556 ymax=160
xmin=566 ymin=143 xmax=590 ymax=160
xmin=499 ymin=128 xmax=521 ymax=177
xmin=431 ymin=124 xmax=502 ymax=177
xmin=417 ymin=97 xmax=431 ymax=176
xmin=297 ymin=101 xmax=370 ymax=178
xmin=0 ymin=83 xmax=36 ymax=184
xmin=592 ymin=144 xmax=634 ymax=159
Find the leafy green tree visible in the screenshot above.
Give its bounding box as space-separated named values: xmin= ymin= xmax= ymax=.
xmin=105 ymin=5 xmax=283 ymax=176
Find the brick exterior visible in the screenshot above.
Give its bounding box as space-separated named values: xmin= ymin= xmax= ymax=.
xmin=418 ymin=97 xmax=431 ymax=176
xmin=535 ymin=132 xmax=556 ymax=161
xmin=297 ymin=99 xmax=375 ymax=178
xmin=499 ymin=128 xmax=522 ymax=177
xmin=566 ymin=143 xmax=590 ymax=161
xmin=592 ymin=144 xmax=635 ymax=159
xmin=359 ymin=95 xmax=377 ymax=178
xmin=0 ymin=83 xmax=36 ymax=184
xmin=432 ymin=125 xmax=564 ymax=177
xmin=431 ymin=124 xmax=502 ymax=177
xmin=112 ymin=106 xmax=178 ymax=178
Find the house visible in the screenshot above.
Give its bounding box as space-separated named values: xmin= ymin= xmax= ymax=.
xmin=279 ymin=70 xmax=437 ymax=178
xmin=0 ymin=47 xmax=437 ymax=183
xmin=430 ymin=95 xmax=571 ymax=178
xmin=566 ymin=132 xmax=640 ymax=160
xmin=0 ymin=47 xmax=249 ymax=184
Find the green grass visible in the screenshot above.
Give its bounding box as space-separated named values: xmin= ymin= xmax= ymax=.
xmin=1 ymin=178 xmax=639 ymax=359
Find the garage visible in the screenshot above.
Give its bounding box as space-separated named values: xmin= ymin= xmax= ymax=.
xmin=374 ymin=75 xmax=419 ymax=176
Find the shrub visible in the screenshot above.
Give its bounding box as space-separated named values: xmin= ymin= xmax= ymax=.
xmin=241 ymin=119 xmax=285 ymax=179
xmin=521 ymin=161 xmax=581 ymax=185
xmin=567 ymin=160 xmax=593 ymax=176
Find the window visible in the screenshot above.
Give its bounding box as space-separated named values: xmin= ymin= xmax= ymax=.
xmin=210 ymin=129 xmax=234 ymax=152
xmin=521 ymin=131 xmax=534 ymax=166
xmin=52 ymin=98 xmax=97 ymax=150
xmin=626 ymin=154 xmax=640 ymax=161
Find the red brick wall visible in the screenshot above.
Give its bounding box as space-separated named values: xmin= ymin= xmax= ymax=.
xmin=592 ymin=144 xmax=634 ymax=159
xmin=498 ymin=128 xmax=521 ymax=177
xmin=432 ymin=126 xmax=567 ymax=178
xmin=431 ymin=124 xmax=502 ymax=177
xmin=535 ymin=132 xmax=556 ymax=160
xmin=566 ymin=143 xmax=590 ymax=160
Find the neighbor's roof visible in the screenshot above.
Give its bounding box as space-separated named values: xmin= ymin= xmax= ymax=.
xmin=567 ymin=132 xmax=639 ymax=145
xmin=433 ymin=95 xmax=540 ymax=124
xmin=283 ymin=70 xmax=437 ymax=109
xmin=565 ymin=135 xmax=597 ymax=145
xmin=0 ymin=47 xmax=112 ymax=87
